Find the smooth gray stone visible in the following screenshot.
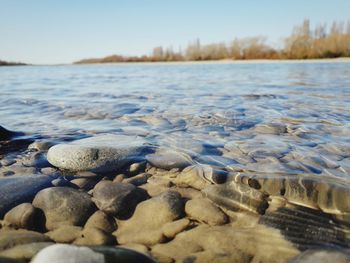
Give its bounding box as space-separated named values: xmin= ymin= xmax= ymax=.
xmin=146 ymin=148 xmax=192 ymax=170
xmin=31 ymin=244 xmax=104 ymax=263
xmin=47 ymin=135 xmax=148 ymax=173
xmin=0 ymin=175 xmax=55 ymax=218
xmin=31 ymin=244 xmax=156 ymax=263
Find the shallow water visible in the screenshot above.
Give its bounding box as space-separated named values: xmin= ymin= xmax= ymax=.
xmin=1 ymin=62 xmax=350 ymax=258
xmin=1 ymin=62 xmax=349 ymax=165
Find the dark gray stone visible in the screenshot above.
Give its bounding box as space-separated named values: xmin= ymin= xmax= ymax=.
xmin=32 ymin=187 xmax=96 ymax=230
xmin=92 ymin=181 xmax=147 ymax=218
xmin=0 ymin=176 xmax=55 ymax=218
xmin=0 ymin=126 xmax=23 ymax=141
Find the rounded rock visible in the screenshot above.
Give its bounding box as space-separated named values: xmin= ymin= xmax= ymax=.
xmin=185 ymin=198 xmax=228 ymax=226
xmin=47 ymin=135 xmax=147 ymax=173
xmin=32 ymin=187 xmax=96 ymax=230
xmin=115 ymin=191 xmax=184 ymax=245
xmin=146 ymin=148 xmax=192 ymax=170
xmin=74 ymin=227 xmax=115 ymax=246
xmin=85 ymin=210 xmax=117 ymax=233
xmin=31 ymin=244 xmax=105 ymax=263
xmin=4 ymin=203 xmax=37 ymax=230
xmin=46 ymin=226 xmax=83 ymax=243
xmin=92 ymin=181 xmax=147 ymax=218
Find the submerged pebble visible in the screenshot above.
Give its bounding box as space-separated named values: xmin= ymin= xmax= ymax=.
xmin=146 ymin=148 xmax=192 ymax=170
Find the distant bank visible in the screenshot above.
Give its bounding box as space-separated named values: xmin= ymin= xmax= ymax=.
xmin=75 ymin=19 xmax=350 ymax=64
xmin=0 ymin=60 xmax=26 ymax=66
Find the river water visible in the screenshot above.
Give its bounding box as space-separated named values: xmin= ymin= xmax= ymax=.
xmin=1 ymin=61 xmax=350 ymax=259
xmin=1 ymin=61 xmax=350 ymax=160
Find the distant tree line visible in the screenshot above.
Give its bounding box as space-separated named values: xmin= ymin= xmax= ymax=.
xmin=0 ymin=60 xmax=26 ymax=66
xmin=75 ymin=19 xmax=350 ymax=63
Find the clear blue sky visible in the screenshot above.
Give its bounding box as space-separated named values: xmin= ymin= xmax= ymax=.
xmin=1 ymin=0 xmax=349 ymax=64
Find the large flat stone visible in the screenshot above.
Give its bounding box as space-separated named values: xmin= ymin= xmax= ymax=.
xmin=47 ymin=135 xmax=148 ymax=173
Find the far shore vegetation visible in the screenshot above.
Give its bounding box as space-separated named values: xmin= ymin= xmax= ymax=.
xmin=76 ymin=19 xmax=350 ymax=64
xmin=0 ymin=60 xmax=26 ymax=66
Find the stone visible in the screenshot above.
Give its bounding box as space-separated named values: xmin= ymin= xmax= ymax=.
xmin=290 ymin=249 xmax=350 ymax=263
xmin=170 ymin=165 xmax=209 ymax=190
xmin=0 ymin=230 xmax=51 ymax=251
xmin=75 ymin=171 xmax=99 ymax=177
xmin=123 ymin=173 xmax=151 ymax=186
xmin=47 ymin=135 xmax=148 ymax=173
xmin=51 ymin=178 xmax=73 ymax=187
xmin=32 ymin=187 xmax=96 ymax=230
xmin=1 ymin=165 xmax=36 ymax=177
xmin=152 ymin=224 xmax=297 ymax=263
xmin=182 ymin=250 xmax=249 ymax=263
xmin=74 ymin=227 xmax=115 ymax=246
xmin=0 ymin=159 xmax=16 ymax=167
xmin=203 ymin=182 xmax=269 ymax=215
xmin=28 ymin=140 xmax=54 ymax=151
xmin=85 ymin=210 xmax=116 ymax=233
xmin=185 ymin=198 xmax=228 ymax=225
xmin=0 ymin=175 xmax=55 ymax=218
xmin=259 ymin=205 xmax=350 ymax=251
xmin=0 ymin=126 xmax=22 ymax=141
xmin=40 ymin=167 xmax=58 ymax=176
xmin=172 ymin=187 xmax=203 ymax=199
xmin=46 ymin=226 xmax=82 ymax=243
xmin=0 ymin=256 xmax=24 ymax=263
xmin=92 ymin=181 xmax=147 ymax=218
xmin=128 ymin=161 xmax=147 ymax=176
xmin=4 ymin=203 xmax=37 ymax=230
xmin=92 ymin=246 xmax=157 ymax=263
xmin=139 ymin=183 xmax=170 ymax=197
xmin=138 ymin=116 xmax=172 ymax=127
xmin=70 ymin=178 xmax=98 ymax=190
xmin=225 ymin=135 xmax=290 ymax=160
xmin=234 ymin=172 xmax=350 ymax=217
xmin=150 ymin=252 xmax=174 ymax=263
xmin=162 ymin=218 xmax=190 ymax=238
xmin=145 ymin=148 xmax=192 ymax=170
xmin=113 ymin=174 xmax=125 ymax=183
xmin=31 ymin=244 xmax=105 ymax=263
xmin=170 ymin=165 xmax=227 ymax=190
xmin=0 ymin=242 xmax=53 ymax=261
xmin=253 ymin=123 xmax=287 ymax=135
xmin=119 ymin=243 xmax=150 ymax=257
xmin=19 ymin=152 xmax=50 ymax=168
xmin=147 ymin=176 xmax=172 ymax=187
xmin=115 ymin=191 xmax=184 ymax=246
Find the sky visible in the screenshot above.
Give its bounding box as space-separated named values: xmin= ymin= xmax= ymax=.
xmin=1 ymin=0 xmax=349 ymax=64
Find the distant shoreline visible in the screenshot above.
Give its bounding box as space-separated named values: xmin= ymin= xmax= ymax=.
xmin=73 ymin=57 xmax=350 ymax=66
xmin=0 ymin=61 xmax=27 ymax=66
xmin=1 ymin=57 xmax=350 ymax=67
